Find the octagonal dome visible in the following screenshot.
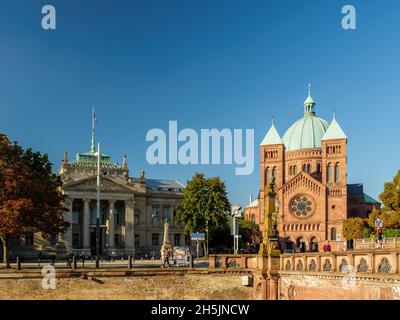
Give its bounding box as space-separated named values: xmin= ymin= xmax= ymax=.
xmin=282 ymin=89 xmax=329 ymax=151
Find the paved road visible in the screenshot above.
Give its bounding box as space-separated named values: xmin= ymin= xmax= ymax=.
xmin=0 ymin=258 xmax=209 ymax=270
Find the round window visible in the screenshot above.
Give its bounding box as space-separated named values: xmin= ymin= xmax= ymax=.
xmin=289 ymin=194 xmax=315 ymax=218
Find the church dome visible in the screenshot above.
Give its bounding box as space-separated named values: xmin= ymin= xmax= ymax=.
xmin=282 ymin=86 xmax=329 ymax=151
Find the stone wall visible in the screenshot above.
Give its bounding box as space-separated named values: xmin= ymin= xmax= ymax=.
xmin=0 ymin=269 xmax=253 ymax=300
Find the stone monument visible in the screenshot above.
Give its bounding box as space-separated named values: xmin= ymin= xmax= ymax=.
xmin=160 ymin=218 xmax=172 ymax=259
xmin=259 ymin=177 xmax=281 ymax=257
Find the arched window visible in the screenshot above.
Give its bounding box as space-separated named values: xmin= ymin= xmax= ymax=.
xmin=335 ymin=163 xmax=340 ymax=182
xmin=251 ymin=214 xmax=255 ymax=223
xmin=307 ymin=164 xmax=311 ymax=173
xmin=303 ymin=164 xmax=307 ymax=172
xmin=317 ymin=163 xmax=321 ymax=173
xmin=293 ymin=165 xmax=297 ymax=175
xmin=265 ymin=167 xmax=270 ymax=185
xmin=331 ymin=227 xmax=337 ymax=241
xmin=272 ymin=167 xmax=277 ymax=182
xmin=327 ymin=163 xmax=333 ymax=182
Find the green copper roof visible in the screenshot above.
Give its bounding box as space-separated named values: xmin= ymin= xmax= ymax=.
xmin=261 ymin=123 xmax=283 ymax=146
xmin=282 ymin=114 xmax=329 ymax=151
xmin=363 ymin=193 xmax=380 ymax=204
xmin=71 ymin=152 xmax=121 ymax=168
xmin=282 ymin=88 xmax=329 ymax=151
xmin=321 ymin=117 xmax=347 ymax=141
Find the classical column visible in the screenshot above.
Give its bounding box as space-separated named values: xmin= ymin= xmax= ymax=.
xmin=83 ymin=198 xmax=90 ymax=249
xmin=63 ymin=197 xmax=73 ymax=252
xmin=108 ymin=200 xmax=115 ymax=249
xmin=125 ymin=198 xmax=135 ymax=255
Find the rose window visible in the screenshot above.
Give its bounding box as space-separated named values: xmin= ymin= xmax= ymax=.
xmin=290 ymin=195 xmax=315 ymax=218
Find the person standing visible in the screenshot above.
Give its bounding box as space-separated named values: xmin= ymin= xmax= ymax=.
xmin=163 ymin=250 xmax=171 ymax=268
xmin=323 ymin=241 xmax=332 ymax=252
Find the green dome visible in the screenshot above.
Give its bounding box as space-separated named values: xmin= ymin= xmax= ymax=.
xmin=282 ymin=89 xmax=329 ymax=151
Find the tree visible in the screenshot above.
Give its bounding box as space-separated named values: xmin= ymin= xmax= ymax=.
xmin=342 ymin=217 xmax=367 ymax=240
xmin=239 ymin=218 xmax=261 ymax=247
xmin=175 ymin=173 xmax=230 ymax=256
xmin=379 ymin=170 xmax=400 ymax=211
xmin=0 ymin=134 xmax=69 ymax=267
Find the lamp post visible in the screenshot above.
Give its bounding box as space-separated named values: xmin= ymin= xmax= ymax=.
xmin=95 ymin=142 xmax=101 ymax=268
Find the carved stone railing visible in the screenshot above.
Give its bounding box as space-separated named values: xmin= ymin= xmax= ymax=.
xmin=208 ymin=254 xmax=258 ymax=270
xmin=280 ymin=249 xmax=400 ymax=274
xmin=354 ymin=238 xmax=400 ymax=250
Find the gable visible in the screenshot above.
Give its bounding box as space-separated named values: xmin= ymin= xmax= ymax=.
xmin=63 ymin=176 xmax=135 ymax=194
xmin=281 ymin=172 xmax=325 ymax=198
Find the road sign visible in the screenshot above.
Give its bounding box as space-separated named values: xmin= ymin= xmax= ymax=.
xmin=231 ymin=205 xmax=242 ymax=218
xmin=375 ymin=218 xmax=383 ymax=228
xmin=231 ymin=217 xmax=239 ymax=236
xmin=191 ymin=233 xmax=206 ymax=241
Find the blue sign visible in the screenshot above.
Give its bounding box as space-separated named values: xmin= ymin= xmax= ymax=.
xmin=375 ymin=218 xmax=383 ymax=228
xmin=191 ymin=233 xmax=206 ymax=237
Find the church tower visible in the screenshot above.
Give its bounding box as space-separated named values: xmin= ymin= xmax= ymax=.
xmin=321 ymin=114 xmax=348 ymax=241
xmin=259 ymin=120 xmax=285 ymax=225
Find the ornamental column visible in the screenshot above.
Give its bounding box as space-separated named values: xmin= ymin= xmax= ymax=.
xmin=125 ymin=198 xmax=135 ymax=256
xmin=83 ymin=198 xmax=90 ymax=249
xmin=108 ymin=200 xmax=115 ymax=249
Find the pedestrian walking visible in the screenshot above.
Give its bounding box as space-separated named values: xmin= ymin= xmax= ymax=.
xmin=163 ymin=250 xmax=171 ymax=268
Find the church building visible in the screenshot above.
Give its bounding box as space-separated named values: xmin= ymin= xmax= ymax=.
xmin=244 ymin=87 xmax=379 ymax=252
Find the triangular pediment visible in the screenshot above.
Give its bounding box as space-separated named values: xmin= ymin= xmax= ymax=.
xmin=281 ymin=172 xmax=325 ymax=197
xmin=63 ymin=176 xmax=135 ymax=194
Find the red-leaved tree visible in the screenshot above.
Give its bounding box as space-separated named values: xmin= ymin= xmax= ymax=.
xmin=0 ymin=134 xmax=69 ymax=268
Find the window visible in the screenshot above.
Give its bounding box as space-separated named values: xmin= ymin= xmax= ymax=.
xmin=303 ymin=164 xmax=307 ymax=172
xmin=134 ymin=234 xmax=140 ymax=248
xmin=162 ymin=206 xmax=170 ymax=220
xmin=114 ymin=234 xmax=120 ymax=248
xmin=293 ymin=165 xmax=297 ymax=175
xmin=327 ymin=163 xmax=333 ymax=182
xmin=151 ymin=206 xmax=160 ymax=219
xmin=25 ymin=232 xmax=34 ymax=246
xmin=307 ymin=164 xmax=311 ymax=173
xmin=265 ymin=167 xmax=270 ymax=184
xmin=152 ymin=233 xmax=159 ymax=246
xmin=317 ymin=163 xmax=321 ymax=173
xmin=331 ymin=228 xmax=337 ymax=240
xmin=272 ymin=167 xmax=277 ymax=181
xmin=114 ymin=202 xmax=124 ymax=225
xmin=72 ymin=211 xmax=80 ymax=224
xmin=50 ymin=233 xmax=58 ymax=246
xmin=134 ymin=214 xmax=140 ymax=225
xmin=174 ymin=234 xmax=181 ymax=246
xmin=251 ymin=214 xmax=256 ymax=223
xmin=335 ymin=163 xmax=340 ymax=182
xmin=90 ymin=207 xmax=96 ymax=225
xmin=72 ymin=233 xmax=80 ymax=248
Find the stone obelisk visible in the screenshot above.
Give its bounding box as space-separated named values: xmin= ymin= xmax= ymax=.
xmin=160 ymin=219 xmax=172 ymax=259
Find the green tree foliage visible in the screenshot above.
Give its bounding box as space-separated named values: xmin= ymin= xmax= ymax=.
xmin=239 ymin=218 xmax=261 ymax=246
xmin=342 ymin=217 xmax=367 ymax=240
xmin=383 ymin=229 xmax=400 ymax=238
xmin=176 ymin=173 xmax=231 ymax=255
xmin=367 ymin=209 xmax=400 ymax=230
xmin=0 ymin=134 xmax=69 ymax=267
xmin=379 ymin=170 xmax=400 ymax=211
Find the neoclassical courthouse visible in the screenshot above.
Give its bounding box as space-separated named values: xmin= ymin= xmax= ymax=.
xmin=9 ymin=134 xmax=185 ymax=259
xmin=244 ymin=89 xmax=379 ymax=252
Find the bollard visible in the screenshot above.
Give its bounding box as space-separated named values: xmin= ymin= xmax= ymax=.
xmin=16 ymin=255 xmax=21 ymax=270
xmin=72 ymin=255 xmax=77 ymax=270
xmin=128 ymin=255 xmax=133 ymax=268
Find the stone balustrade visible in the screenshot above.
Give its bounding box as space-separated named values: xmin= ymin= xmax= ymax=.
xmin=354 ymin=237 xmax=400 ymax=250
xmin=208 ymin=254 xmax=258 ymax=270
xmin=280 ymin=249 xmax=400 ymax=274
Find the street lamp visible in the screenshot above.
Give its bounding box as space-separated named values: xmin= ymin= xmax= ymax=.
xmin=95 ymin=142 xmax=101 ymax=268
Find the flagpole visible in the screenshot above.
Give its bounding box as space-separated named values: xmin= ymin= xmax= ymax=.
xmin=95 ymin=142 xmax=101 ymax=268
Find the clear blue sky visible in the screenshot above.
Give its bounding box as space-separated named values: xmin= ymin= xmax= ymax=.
xmin=1 ymin=0 xmax=400 ymax=208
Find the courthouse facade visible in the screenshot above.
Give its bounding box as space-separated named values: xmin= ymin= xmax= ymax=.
xmin=9 ymin=139 xmax=185 ymax=259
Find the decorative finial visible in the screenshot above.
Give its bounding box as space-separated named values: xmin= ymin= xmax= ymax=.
xmin=308 ymin=83 xmax=311 ymax=97
xmin=122 ymin=155 xmax=127 ymax=169
xmin=333 ymin=109 xmax=336 ymax=119
xmin=271 ymin=115 xmax=275 ymax=126
xmin=63 ymin=151 xmax=68 ymax=162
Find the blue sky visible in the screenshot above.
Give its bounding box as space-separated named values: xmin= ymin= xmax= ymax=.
xmin=1 ymin=0 xmax=400 ymax=207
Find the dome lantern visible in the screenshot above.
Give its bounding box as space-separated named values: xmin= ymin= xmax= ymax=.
xmin=304 ymin=83 xmax=316 ymax=114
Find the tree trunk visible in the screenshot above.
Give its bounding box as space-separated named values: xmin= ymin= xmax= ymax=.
xmin=1 ymin=235 xmax=10 ymax=268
